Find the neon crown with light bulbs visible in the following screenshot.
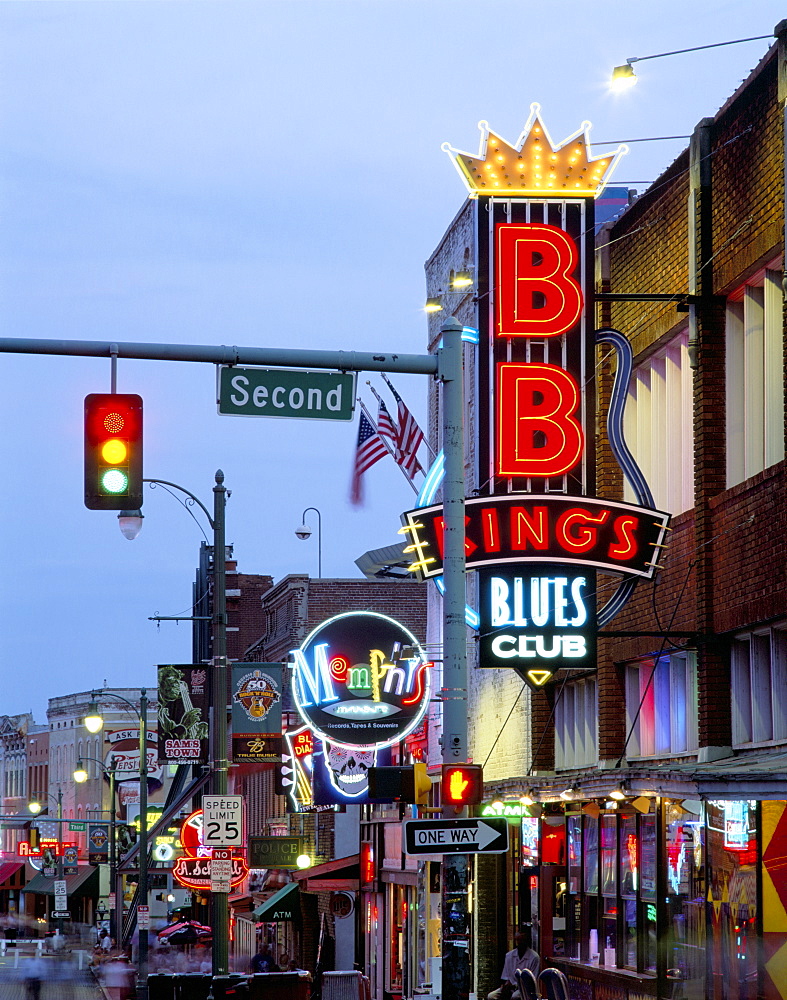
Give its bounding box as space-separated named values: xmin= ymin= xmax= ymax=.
xmin=441 ymin=103 xmax=627 ymax=199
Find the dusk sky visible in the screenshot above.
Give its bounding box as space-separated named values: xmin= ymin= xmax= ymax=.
xmin=0 ymin=0 xmax=780 ymax=720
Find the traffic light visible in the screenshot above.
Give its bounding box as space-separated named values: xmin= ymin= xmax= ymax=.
xmin=84 ymin=393 xmax=143 ymax=510
xmin=28 ymin=826 xmax=40 ymax=850
xmin=441 ymin=763 xmax=484 ymax=806
xmin=368 ymin=763 xmax=433 ymax=804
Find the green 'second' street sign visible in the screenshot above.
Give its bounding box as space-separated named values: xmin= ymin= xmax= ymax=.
xmin=218 ymin=367 xmax=356 ymax=421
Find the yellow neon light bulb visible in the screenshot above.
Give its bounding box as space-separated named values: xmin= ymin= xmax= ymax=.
xmin=101 ymin=439 xmax=128 ymax=464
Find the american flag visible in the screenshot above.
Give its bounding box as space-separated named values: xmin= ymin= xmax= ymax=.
xmin=376 ymin=397 xmax=398 ymax=454
xmin=383 ymin=376 xmax=425 ymax=478
xmin=350 ymin=408 xmax=388 ymax=505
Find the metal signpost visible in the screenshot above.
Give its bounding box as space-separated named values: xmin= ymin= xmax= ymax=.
xmin=0 ymin=324 xmax=468 ymax=989
xmin=402 ymin=818 xmax=509 ymax=856
xmin=53 ymin=878 xmax=68 ymax=919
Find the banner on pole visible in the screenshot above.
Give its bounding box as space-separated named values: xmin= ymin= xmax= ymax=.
xmin=157 ymin=665 xmax=210 ymax=765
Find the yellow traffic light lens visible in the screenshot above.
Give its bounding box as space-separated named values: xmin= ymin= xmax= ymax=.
xmin=101 ymin=469 xmax=129 ymax=494
xmin=101 ymin=439 xmax=128 ymax=465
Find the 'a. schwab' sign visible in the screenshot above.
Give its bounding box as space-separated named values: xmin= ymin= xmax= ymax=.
xmin=218 ymin=367 xmax=356 ymax=421
xmin=291 ymin=612 xmax=431 ymax=750
xmin=402 ymin=105 xmax=670 ymax=688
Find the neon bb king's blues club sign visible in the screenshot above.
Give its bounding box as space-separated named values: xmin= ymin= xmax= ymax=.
xmin=401 ymin=105 xmax=671 ymax=688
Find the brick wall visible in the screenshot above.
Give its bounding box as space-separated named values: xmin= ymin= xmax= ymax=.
xmin=599 ymin=43 xmax=785 ymax=759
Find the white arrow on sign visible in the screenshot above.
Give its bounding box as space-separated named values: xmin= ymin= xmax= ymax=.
xmin=411 ymin=820 xmax=501 ymax=851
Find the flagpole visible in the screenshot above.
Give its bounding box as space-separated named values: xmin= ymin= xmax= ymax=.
xmin=357 ymin=397 xmax=419 ymax=494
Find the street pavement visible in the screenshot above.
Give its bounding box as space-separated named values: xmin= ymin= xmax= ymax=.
xmin=0 ymin=952 xmax=106 ymax=999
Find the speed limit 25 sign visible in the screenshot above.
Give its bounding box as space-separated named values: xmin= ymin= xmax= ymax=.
xmin=201 ymin=795 xmax=244 ymax=847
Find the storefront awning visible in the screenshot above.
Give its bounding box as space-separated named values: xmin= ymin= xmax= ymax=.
xmin=291 ymin=854 xmax=359 ymax=892
xmin=253 ymin=881 xmax=300 ymax=921
xmin=22 ymin=866 xmax=98 ymax=897
xmin=535 ymin=748 xmax=787 ymax=803
xmin=0 ymin=862 xmax=24 ymax=889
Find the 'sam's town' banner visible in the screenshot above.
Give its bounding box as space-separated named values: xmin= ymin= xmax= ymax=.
xmin=403 ymin=105 xmax=669 ymax=689
xmin=157 ymin=664 xmax=210 ymax=765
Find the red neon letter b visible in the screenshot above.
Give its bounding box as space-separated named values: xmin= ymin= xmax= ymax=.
xmin=497 ymin=363 xmax=584 ymax=478
xmin=496 ymin=223 xmax=583 ymax=338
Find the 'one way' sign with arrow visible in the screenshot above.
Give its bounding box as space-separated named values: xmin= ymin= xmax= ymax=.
xmin=402 ymin=817 xmax=509 ymax=856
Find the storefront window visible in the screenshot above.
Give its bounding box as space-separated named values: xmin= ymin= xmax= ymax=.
xmin=566 ymin=815 xmax=582 ymax=960
xmin=567 ymin=815 xmax=582 ymax=893
xmin=640 ymin=813 xmax=656 ymax=900
xmin=619 ymin=814 xmax=637 ymax=969
xmin=565 ymin=806 xmax=663 ymax=974
xmin=706 ymin=800 xmax=756 ymax=1000
xmin=583 ymin=817 xmax=598 ymax=893
xmin=664 ymin=800 xmax=706 ymax=995
xmin=601 ymin=815 xmax=617 ymax=895
xmin=386 ymin=884 xmax=404 ymax=996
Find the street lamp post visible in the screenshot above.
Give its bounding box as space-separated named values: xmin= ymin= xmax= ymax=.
xmin=85 ymin=691 xmax=149 ymax=1000
xmin=295 ymin=506 xmax=322 ymax=577
xmin=116 ymin=470 xmax=230 ymax=978
xmin=74 ymin=756 xmax=118 ymax=944
xmin=28 ymin=790 xmax=65 ymax=933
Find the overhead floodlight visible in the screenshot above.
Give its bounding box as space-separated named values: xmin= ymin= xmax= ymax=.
xmin=610 ymin=783 xmax=629 ymax=802
xmin=450 ymin=270 xmax=474 ymax=290
xmin=611 ymin=63 xmax=637 ymax=89
xmin=425 ymin=297 xmax=443 ymax=313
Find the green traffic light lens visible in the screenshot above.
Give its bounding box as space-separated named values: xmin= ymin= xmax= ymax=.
xmin=101 ymin=469 xmax=129 ymax=495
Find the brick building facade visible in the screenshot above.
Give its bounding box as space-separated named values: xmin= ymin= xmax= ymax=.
xmin=418 ymin=22 xmax=787 ymax=1000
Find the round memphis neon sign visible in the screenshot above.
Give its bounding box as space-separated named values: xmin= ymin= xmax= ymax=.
xmin=291 ymin=611 xmax=431 ymax=750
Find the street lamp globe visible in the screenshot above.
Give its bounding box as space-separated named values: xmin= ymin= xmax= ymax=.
xmin=84 ymin=711 xmax=104 ymax=734
xmin=28 ymin=801 xmax=43 ymax=815
xmin=73 ymin=761 xmax=89 ymax=784
xmin=118 ymin=510 xmax=144 ymax=541
xmin=295 ymin=523 xmax=312 ymax=540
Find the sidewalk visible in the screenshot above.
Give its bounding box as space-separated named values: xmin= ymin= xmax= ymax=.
xmin=0 ymin=952 xmax=105 ymax=999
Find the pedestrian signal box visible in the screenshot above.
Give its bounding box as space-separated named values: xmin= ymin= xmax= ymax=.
xmin=84 ymin=393 xmax=143 ymax=510
xmin=441 ymin=764 xmax=484 ymax=806
xmin=368 ymin=763 xmax=432 ymax=804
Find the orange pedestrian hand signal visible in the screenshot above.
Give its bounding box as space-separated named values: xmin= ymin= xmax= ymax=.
xmin=449 ymin=770 xmax=470 ymax=800
xmin=441 ymin=764 xmax=483 ymax=805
